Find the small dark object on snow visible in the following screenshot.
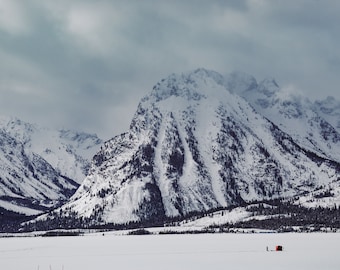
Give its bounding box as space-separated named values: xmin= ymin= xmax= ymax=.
xmin=276 ymin=245 xmax=283 ymax=251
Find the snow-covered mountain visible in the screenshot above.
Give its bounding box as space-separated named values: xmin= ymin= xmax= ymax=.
xmin=314 ymin=96 xmax=340 ymax=134
xmin=0 ymin=116 xmax=102 ymax=216
xmin=226 ymin=71 xmax=340 ymax=163
xmin=54 ymin=69 xmax=339 ymax=226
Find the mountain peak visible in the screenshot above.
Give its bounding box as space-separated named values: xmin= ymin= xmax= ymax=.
xmin=190 ymin=68 xmax=226 ymax=84
xmin=257 ymin=78 xmax=280 ymax=97
xmin=315 ymin=96 xmax=340 ymax=114
xmin=314 ymin=96 xmax=340 ymax=133
xmin=225 ymin=71 xmax=258 ymax=94
xmin=149 ymin=68 xmax=227 ymax=102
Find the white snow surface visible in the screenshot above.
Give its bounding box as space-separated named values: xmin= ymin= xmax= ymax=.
xmin=180 ymin=207 xmax=252 ymax=228
xmin=293 ymin=181 xmax=340 ymax=208
xmin=0 ymin=233 xmax=340 ymax=270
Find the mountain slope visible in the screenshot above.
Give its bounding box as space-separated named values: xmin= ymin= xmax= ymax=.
xmin=0 ymin=117 xmax=102 ymax=217
xmin=226 ymin=71 xmax=340 ymax=163
xmin=314 ymin=96 xmax=340 ymax=134
xmin=54 ymin=69 xmax=339 ymax=226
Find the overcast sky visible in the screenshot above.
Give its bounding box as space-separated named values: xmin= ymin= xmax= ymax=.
xmin=0 ymin=0 xmax=339 ymax=139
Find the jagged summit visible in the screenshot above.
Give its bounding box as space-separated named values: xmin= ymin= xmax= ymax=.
xmin=149 ymin=68 xmax=227 ymax=103
xmin=225 ymin=71 xmax=258 ymax=93
xmin=314 ymin=96 xmax=340 ymax=133
xmin=257 ymin=78 xmax=280 ymax=97
xmin=236 ymin=77 xmax=340 ymax=163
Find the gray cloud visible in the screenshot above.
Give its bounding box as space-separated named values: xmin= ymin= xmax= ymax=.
xmin=0 ymin=0 xmax=339 ymax=139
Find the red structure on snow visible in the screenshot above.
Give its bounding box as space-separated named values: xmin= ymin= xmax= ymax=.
xmin=275 ymin=245 xmax=283 ymax=251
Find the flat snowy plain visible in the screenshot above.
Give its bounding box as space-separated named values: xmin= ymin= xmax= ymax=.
xmin=0 ymin=233 xmax=339 ymax=270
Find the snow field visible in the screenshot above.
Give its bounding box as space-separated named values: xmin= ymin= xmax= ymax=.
xmin=0 ymin=233 xmax=339 ymax=270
